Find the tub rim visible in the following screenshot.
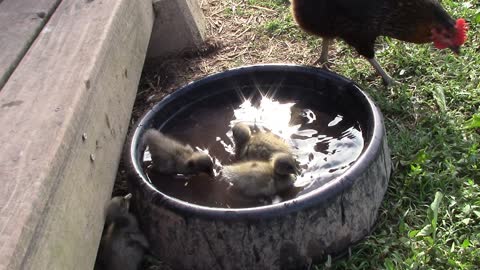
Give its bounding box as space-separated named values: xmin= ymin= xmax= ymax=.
xmin=126 ymin=63 xmax=385 ymax=220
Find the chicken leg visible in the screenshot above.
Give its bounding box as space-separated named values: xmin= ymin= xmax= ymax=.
xmin=312 ymin=38 xmax=332 ymax=67
xmin=367 ymin=58 xmax=396 ymax=86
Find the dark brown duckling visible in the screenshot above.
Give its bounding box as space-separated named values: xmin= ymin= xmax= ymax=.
xmin=96 ymin=194 xmax=149 ymax=270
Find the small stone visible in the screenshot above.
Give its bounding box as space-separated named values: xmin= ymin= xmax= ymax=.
xmin=90 ymin=154 xmax=95 ymax=162
xmin=82 ymin=133 xmax=88 ymax=141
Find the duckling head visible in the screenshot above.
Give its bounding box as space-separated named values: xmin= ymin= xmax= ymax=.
xmin=272 ymin=153 xmax=300 ymax=176
xmin=232 ymin=122 xmax=251 ymax=148
xmin=105 ymin=193 xmax=132 ymax=224
xmin=186 ymin=152 xmax=215 ymax=176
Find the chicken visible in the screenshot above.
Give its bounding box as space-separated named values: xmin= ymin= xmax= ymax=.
xmin=232 ymin=122 xmax=293 ymax=161
xmin=96 ymin=194 xmax=149 ymax=270
xmin=143 ymin=128 xmax=214 ymax=176
xmin=222 ymin=152 xmax=299 ymax=198
xmin=291 ymin=0 xmax=468 ymax=85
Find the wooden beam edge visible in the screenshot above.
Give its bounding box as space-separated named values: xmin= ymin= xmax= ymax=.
xmin=0 ymin=0 xmax=63 ymax=90
xmin=0 ymin=0 xmax=154 ymax=269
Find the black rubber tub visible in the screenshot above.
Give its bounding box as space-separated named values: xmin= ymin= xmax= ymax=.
xmin=125 ymin=64 xmax=391 ymax=270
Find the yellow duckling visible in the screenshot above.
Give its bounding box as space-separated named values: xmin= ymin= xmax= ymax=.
xmin=143 ymin=128 xmax=214 ymax=176
xmin=232 ymin=122 xmax=293 ymax=161
xmin=96 ymin=194 xmax=149 ymax=270
xmin=222 ymin=152 xmax=299 ymax=198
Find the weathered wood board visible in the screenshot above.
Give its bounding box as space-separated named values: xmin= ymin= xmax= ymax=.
xmin=0 ymin=0 xmax=153 ymax=269
xmin=147 ymin=0 xmax=206 ymax=58
xmin=0 ymin=0 xmax=62 ymax=89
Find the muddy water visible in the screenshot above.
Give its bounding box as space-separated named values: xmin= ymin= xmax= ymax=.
xmin=143 ymin=92 xmax=365 ymax=208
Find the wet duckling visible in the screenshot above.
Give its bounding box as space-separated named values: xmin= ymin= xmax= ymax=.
xmin=222 ymin=153 xmax=299 ymax=198
xmin=96 ymin=194 xmax=149 ymax=270
xmin=143 ymin=128 xmax=214 ymax=176
xmin=232 ymin=122 xmax=293 ymax=161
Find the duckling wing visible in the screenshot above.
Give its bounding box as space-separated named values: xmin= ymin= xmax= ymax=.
xmin=157 ymin=134 xmax=193 ymax=156
xmin=246 ymin=133 xmax=291 ymax=160
xmin=108 ymin=237 xmax=145 ymax=270
xmin=145 ymin=131 xmax=178 ymax=162
xmin=106 ymin=220 xmax=146 ymax=270
xmin=123 ymin=215 xmax=149 ymax=249
xmin=223 ymin=162 xmax=276 ymax=197
xmin=146 ymin=131 xmax=195 ymax=173
xmin=99 ymin=225 xmax=142 ymax=270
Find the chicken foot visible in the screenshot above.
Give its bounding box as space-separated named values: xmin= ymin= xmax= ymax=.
xmin=312 ymin=38 xmax=332 ymax=67
xmin=367 ymin=58 xmax=396 ymax=86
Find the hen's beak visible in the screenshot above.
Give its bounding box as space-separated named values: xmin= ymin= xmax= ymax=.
xmin=450 ymin=46 xmax=460 ymax=55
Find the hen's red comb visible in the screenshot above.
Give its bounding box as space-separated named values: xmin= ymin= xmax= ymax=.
xmin=454 ymin=18 xmax=468 ymax=46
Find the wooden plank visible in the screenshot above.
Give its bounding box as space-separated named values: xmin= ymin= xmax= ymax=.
xmin=147 ymin=0 xmax=206 ymax=58
xmin=0 ymin=0 xmax=153 ymax=268
xmin=0 ymin=0 xmax=62 ymax=89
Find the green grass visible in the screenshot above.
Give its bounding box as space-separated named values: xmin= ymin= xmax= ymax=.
xmin=248 ymin=0 xmax=480 ymax=269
